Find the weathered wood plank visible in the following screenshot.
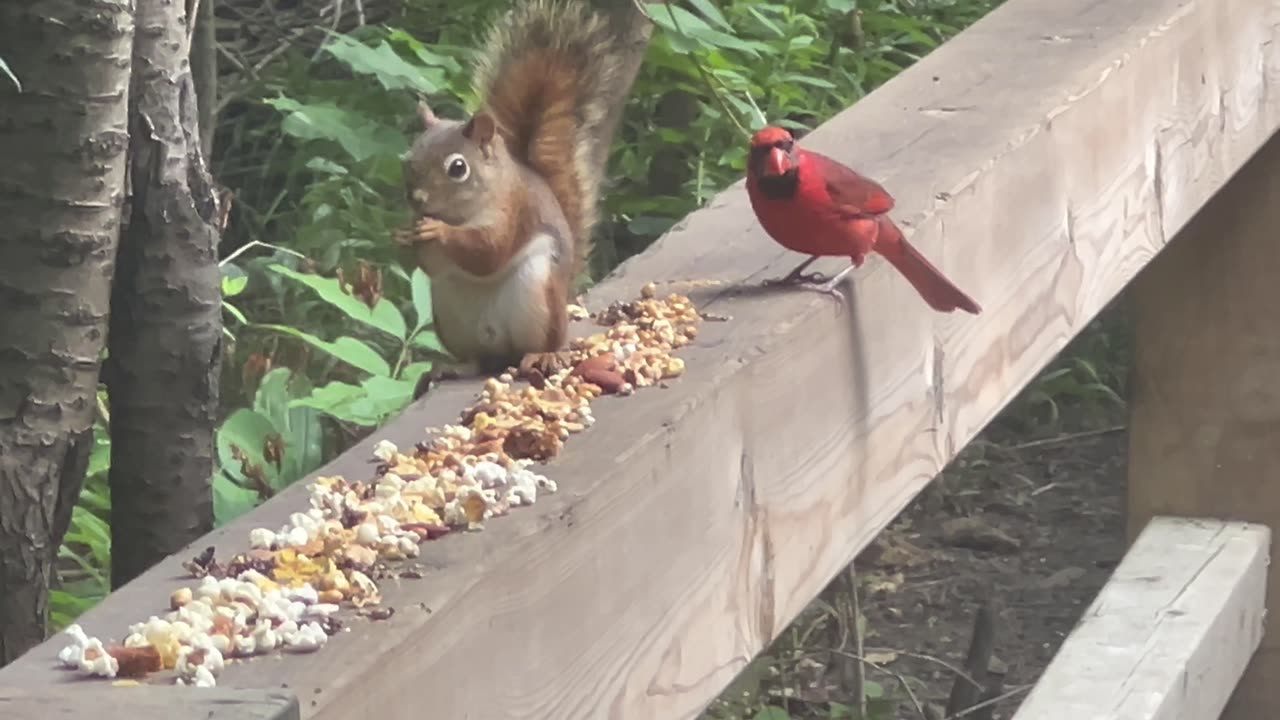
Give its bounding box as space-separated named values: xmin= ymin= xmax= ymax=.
xmin=0 ymin=685 xmax=300 ymax=720
xmin=2 ymin=0 xmax=1278 ymax=717
xmin=1010 ymin=517 xmax=1270 ymax=720
xmin=1128 ymin=130 xmax=1280 ymax=716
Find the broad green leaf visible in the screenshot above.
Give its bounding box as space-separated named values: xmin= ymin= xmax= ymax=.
xmin=265 ymin=96 xmax=407 ymax=162
xmin=409 ymin=329 xmax=449 ymax=357
xmin=254 ymin=368 xmax=326 ymax=485
xmin=214 ymin=474 xmax=262 ymax=527
xmin=221 ymin=263 xmax=249 ymax=297
xmin=258 ymin=324 xmax=391 ymax=377
xmin=215 ymin=408 xmax=281 ymax=490
xmin=291 ymin=381 xmax=384 ymax=427
xmin=268 ymin=264 xmax=407 ymax=341
xmin=360 ymin=374 xmax=417 ymax=411
xmin=321 ymin=36 xmax=439 ymax=94
xmin=688 ymin=0 xmax=733 ymax=30
xmin=385 ymin=29 xmax=465 ymax=73
xmin=650 ymin=5 xmax=765 ymax=56
xmin=253 ymin=367 xmax=295 ymax=427
xmin=305 ymin=157 xmax=350 ymax=176
xmin=752 ymin=708 xmax=791 ymax=720
xmin=410 ymin=267 xmax=433 ymax=330
xmin=400 ymin=361 xmax=434 ymax=386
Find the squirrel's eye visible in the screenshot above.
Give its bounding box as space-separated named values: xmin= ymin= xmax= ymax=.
xmin=443 ymin=153 xmax=469 ymax=182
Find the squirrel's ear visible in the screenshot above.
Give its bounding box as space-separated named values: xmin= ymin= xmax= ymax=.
xmin=462 ymin=112 xmax=497 ymax=158
xmin=416 ymin=101 xmax=439 ymax=130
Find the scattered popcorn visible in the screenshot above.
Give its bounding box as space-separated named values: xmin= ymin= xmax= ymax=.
xmin=53 ymin=288 xmax=704 ymax=687
xmin=248 ymin=527 xmax=276 ymax=550
xmin=78 ymin=638 xmax=118 ymax=678
xmin=56 ymin=624 xmax=92 ymax=669
xmin=281 ymin=621 xmax=328 ymax=653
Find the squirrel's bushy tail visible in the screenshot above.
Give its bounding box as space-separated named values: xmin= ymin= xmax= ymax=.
xmin=471 ymin=0 xmax=625 ymax=275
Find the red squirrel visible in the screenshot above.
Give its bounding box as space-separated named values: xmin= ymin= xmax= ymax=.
xmin=393 ymin=0 xmax=628 ymax=379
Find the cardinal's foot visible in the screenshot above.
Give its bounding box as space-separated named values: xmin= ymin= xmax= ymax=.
xmin=762 ymin=271 xmax=829 ymax=287
xmin=797 ymin=278 xmax=848 ymax=305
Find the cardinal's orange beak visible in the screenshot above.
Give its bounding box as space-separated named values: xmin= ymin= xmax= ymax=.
xmin=764 ymin=147 xmax=791 ymax=177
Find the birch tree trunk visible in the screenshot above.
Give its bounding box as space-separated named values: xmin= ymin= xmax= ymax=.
xmin=0 ymin=0 xmax=134 ymax=664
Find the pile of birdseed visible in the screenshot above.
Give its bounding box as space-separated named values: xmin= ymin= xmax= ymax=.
xmin=54 ymin=284 xmax=705 ymax=687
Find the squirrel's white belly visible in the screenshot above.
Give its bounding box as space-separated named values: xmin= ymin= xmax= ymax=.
xmin=429 ymin=231 xmax=557 ymax=362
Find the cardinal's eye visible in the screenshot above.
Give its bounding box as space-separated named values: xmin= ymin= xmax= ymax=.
xmin=443 ymin=153 xmax=470 ymax=182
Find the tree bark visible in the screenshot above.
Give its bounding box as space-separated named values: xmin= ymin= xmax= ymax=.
xmin=191 ymin=0 xmax=218 ymax=159
xmin=105 ymin=0 xmax=223 ymax=588
xmin=0 ymin=0 xmax=133 ymax=664
xmin=584 ymin=0 xmax=655 ymax=277
xmin=590 ymin=0 xmax=655 ymax=178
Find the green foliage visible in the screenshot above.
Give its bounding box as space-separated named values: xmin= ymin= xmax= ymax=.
xmin=211 ymin=262 xmax=442 ymax=526
xmin=50 ymin=392 xmax=112 ymax=631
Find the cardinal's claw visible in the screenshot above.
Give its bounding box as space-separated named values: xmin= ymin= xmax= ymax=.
xmin=762 ymin=271 xmax=830 ymax=287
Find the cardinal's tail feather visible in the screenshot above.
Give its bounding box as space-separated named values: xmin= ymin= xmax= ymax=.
xmin=876 ymin=218 xmax=982 ymax=314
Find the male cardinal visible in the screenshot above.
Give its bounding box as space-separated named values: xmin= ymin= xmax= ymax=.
xmin=744 ymin=125 xmax=981 ymax=315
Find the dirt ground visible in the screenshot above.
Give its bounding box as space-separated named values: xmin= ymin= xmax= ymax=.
xmin=704 ymin=312 xmax=1132 ymax=720
xmin=852 ymin=421 xmax=1128 ymax=718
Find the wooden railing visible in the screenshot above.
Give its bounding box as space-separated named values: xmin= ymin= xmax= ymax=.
xmin=2 ymin=0 xmax=1279 ymax=716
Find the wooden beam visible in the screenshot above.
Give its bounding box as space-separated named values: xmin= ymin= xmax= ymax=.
xmin=0 ymin=686 xmax=300 ymax=720
xmin=1009 ymin=517 xmax=1269 ymax=720
xmin=2 ymin=0 xmax=1278 ymax=717
xmin=1128 ymin=132 xmax=1280 ymax=715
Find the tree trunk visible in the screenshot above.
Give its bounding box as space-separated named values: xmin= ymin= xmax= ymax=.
xmin=585 ymin=0 xmax=655 ymax=277
xmin=590 ymin=0 xmax=655 ymax=177
xmin=191 ymin=0 xmax=218 ymax=159
xmin=0 ymin=0 xmax=133 ymax=664
xmin=105 ymin=0 xmax=223 ymax=588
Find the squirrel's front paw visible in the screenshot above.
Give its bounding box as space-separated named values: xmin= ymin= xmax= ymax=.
xmin=394 ymin=218 xmax=447 ymax=246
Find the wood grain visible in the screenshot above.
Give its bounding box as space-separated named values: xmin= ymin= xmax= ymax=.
xmin=2 ymin=0 xmax=1278 ymax=716
xmin=0 ymin=685 xmax=299 ymax=720
xmin=1128 ymin=132 xmax=1280 ymax=716
xmin=1009 ymin=517 xmax=1269 ymax=720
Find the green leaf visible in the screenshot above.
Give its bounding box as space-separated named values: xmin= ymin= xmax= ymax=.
xmin=221 ymin=263 xmax=249 ymax=297
xmin=258 ymin=324 xmax=391 ymax=377
xmin=215 ymin=408 xmax=281 ymax=490
xmin=650 ymin=5 xmax=765 ymax=56
xmin=253 ymin=368 xmax=326 ymax=484
xmin=409 ymin=329 xmax=449 ymax=356
xmin=291 ymin=381 xmax=384 ymax=427
xmin=752 ymin=708 xmax=791 ymax=720
xmin=0 ymin=57 xmax=20 ymax=92
xmin=410 ymin=267 xmax=433 ymax=330
xmin=222 ymin=301 xmax=248 ymax=326
xmin=268 ymin=264 xmax=407 ymax=340
xmin=322 ymin=36 xmax=440 ymax=94
xmin=305 ymin=157 xmax=350 ymax=176
xmin=359 ymin=374 xmax=417 ymax=411
xmin=214 ymin=474 xmax=262 ymax=527
xmin=265 ymin=96 xmax=407 ymax=162
xmin=688 ymin=0 xmax=733 ymax=30
xmin=400 ymin=361 xmax=434 ymax=386
xmin=385 ymin=29 xmax=465 ymax=73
